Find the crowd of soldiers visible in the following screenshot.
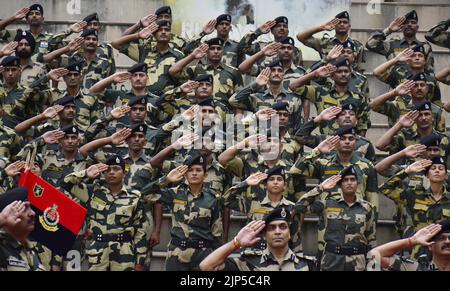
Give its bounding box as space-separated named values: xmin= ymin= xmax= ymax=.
xmin=0 ymin=3 xmax=450 ymax=271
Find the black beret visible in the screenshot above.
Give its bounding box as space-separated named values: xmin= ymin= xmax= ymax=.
xmin=155 ymin=6 xmax=172 ymax=16
xmin=265 ymin=59 xmax=283 ymax=69
xmin=0 ymin=187 xmax=28 ymax=212
xmin=206 ymin=38 xmax=224 ymax=47
xmin=54 ymin=96 xmax=76 ymax=106
xmin=272 ymin=101 xmax=289 ymax=112
xmin=60 ymin=125 xmax=79 ymax=135
xmin=28 ymin=4 xmax=43 ymax=16
xmin=0 ymin=56 xmax=20 ymax=67
xmin=266 ymin=166 xmax=285 ymax=180
xmin=83 ymin=13 xmax=99 ymax=23
xmin=184 ymin=152 xmax=206 ymax=169
xmin=420 ymin=134 xmax=441 ymax=147
xmin=340 ymin=102 xmax=358 ymax=112
xmin=80 ymin=28 xmax=98 ymax=39
xmin=216 ymin=14 xmax=232 ymax=24
xmin=128 ymin=63 xmax=148 ymax=74
xmin=66 ymin=60 xmax=84 ymax=73
xmin=410 ymin=72 xmax=426 ymax=82
xmin=339 ymin=166 xmax=358 ymax=182
xmin=430 ymin=156 xmax=446 ymax=168
xmin=14 ymin=29 xmax=36 ymax=52
xmin=405 ymin=10 xmax=418 ymax=21
xmin=412 ymin=44 xmax=426 ymax=55
xmin=332 ymin=58 xmax=351 ymax=68
xmin=434 ymin=219 xmax=450 ymax=239
xmin=106 ymin=155 xmax=125 ymax=170
xmin=156 ymin=20 xmax=171 ymax=29
xmin=129 ymin=123 xmax=147 ymax=134
xmin=335 ymin=11 xmax=350 ymax=20
xmin=128 ymin=95 xmax=147 ymax=107
xmin=341 ymin=40 xmax=355 ymax=52
xmin=195 ymin=74 xmax=213 ymax=84
xmin=278 ymin=36 xmax=295 ymax=46
xmin=263 ymin=207 xmax=291 ymax=226
xmin=274 ymin=16 xmax=288 ymax=25
xmin=197 ymin=98 xmax=215 ymax=107
xmin=336 ymin=125 xmax=357 ymax=137
xmin=413 ymin=101 xmax=432 ymax=112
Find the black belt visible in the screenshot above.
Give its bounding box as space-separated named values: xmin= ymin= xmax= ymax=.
xmin=171 ymin=237 xmax=212 ymax=249
xmin=325 ymin=243 xmax=368 ymax=256
xmin=94 ymin=233 xmax=132 ymax=242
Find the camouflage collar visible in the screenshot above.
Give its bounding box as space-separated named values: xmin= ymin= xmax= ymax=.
xmin=123 ymin=152 xmax=150 ymax=163
xmin=400 ymin=37 xmax=421 ymax=46
xmin=56 ymin=150 xmax=84 ymax=162
xmin=261 ymin=195 xmax=292 ymax=207
xmin=329 ymin=152 xmax=360 ymax=165
xmin=262 ymin=85 xmax=291 ymax=98
xmin=260 ymin=247 xmax=299 ymax=265
xmin=335 ymin=194 xmax=364 ymax=206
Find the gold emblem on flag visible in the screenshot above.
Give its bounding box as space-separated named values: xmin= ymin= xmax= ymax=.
xmin=33 ymin=184 xmax=44 ymax=198
xmin=39 ymin=204 xmax=60 ymax=232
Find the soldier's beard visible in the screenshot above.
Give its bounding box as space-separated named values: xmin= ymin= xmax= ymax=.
xmin=16 ymin=50 xmax=33 ymax=59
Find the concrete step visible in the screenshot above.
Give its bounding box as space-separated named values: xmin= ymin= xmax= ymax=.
xmin=350 ymin=1 xmax=450 ymax=31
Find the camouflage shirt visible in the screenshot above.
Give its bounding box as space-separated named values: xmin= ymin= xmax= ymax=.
xmin=0 ymin=232 xmax=47 ymax=271
xmin=142 ymin=179 xmax=223 ymax=249
xmin=61 ymin=170 xmax=148 ymax=265
xmin=0 ymin=83 xmax=40 ymax=128
xmin=297 ymin=187 xmax=376 ymax=271
xmin=425 ymin=21 xmax=450 ymax=50
xmin=366 ymin=30 xmax=435 ymax=73
xmin=294 ymin=119 xmax=375 ymax=162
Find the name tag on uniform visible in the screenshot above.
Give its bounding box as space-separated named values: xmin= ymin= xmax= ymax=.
xmin=415 ymin=199 xmax=433 ymax=206
xmin=324 ymin=170 xmax=340 ymax=175
xmin=93 ymin=197 xmax=107 ymax=207
xmin=326 ymin=207 xmax=343 ymax=213
xmin=173 ymin=199 xmax=187 ymax=206
xmin=7 ymin=257 xmax=28 ymax=268
xmin=253 ymin=208 xmax=270 ymax=215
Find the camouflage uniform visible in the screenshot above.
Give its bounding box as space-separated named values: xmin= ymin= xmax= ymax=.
xmin=384 ymin=129 xmax=450 ymax=167
xmin=366 ymin=31 xmax=435 ymax=72
xmin=380 ymin=169 xmax=450 ymax=258
xmin=296 ymin=186 xmax=376 ymax=271
xmin=425 ymin=20 xmax=450 ymax=49
xmin=290 ymin=148 xmax=379 ymax=209
xmin=223 ymin=181 xmax=302 ymax=252
xmin=294 ymin=84 xmax=371 ymax=135
xmin=229 ymin=82 xmax=304 ymax=134
xmin=118 ymin=43 xmax=185 ymax=95
xmin=218 ymin=248 xmax=315 ymax=271
xmin=0 ymin=232 xmax=47 ymax=271
xmin=0 ymin=121 xmax=23 ymax=165
xmin=368 ymin=254 xmax=441 ymax=271
xmin=224 ymin=151 xmax=305 ymax=202
xmin=61 ymin=170 xmax=147 ymax=271
xmin=238 ymin=30 xmax=303 ymax=66
xmin=142 ymin=178 xmax=223 ymax=271
xmin=303 ymin=35 xmax=365 ymax=72
xmin=174 ymin=59 xmax=243 ymax=114
xmin=55 ymin=52 xmax=115 ymax=91
xmin=372 ymin=95 xmax=445 ymax=132
xmin=0 ymin=29 xmax=53 ymax=57
xmin=376 ymin=66 xmax=441 ymax=107
xmin=19 ymin=58 xmax=47 ymax=88
xmin=221 ymin=39 xmax=245 ymax=69
xmin=0 ymin=83 xmax=41 ymax=129
xmin=294 ymin=119 xmax=375 ymax=162
xmin=144 ymin=33 xmax=204 ymax=55
xmin=102 ymin=90 xmax=165 ymax=127
xmin=34 ymin=82 xmax=101 ymax=132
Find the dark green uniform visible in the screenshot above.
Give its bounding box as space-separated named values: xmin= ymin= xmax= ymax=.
xmin=296 ymin=186 xmax=376 ymax=271
xmin=62 ymin=170 xmax=148 ymax=271
xmin=142 ymin=178 xmax=223 ymax=271
xmin=366 ymin=30 xmax=435 ymax=72
xmin=0 ymin=232 xmax=47 ymax=271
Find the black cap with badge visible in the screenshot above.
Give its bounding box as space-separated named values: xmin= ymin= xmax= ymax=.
xmin=106 ymin=155 xmax=125 ymax=170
